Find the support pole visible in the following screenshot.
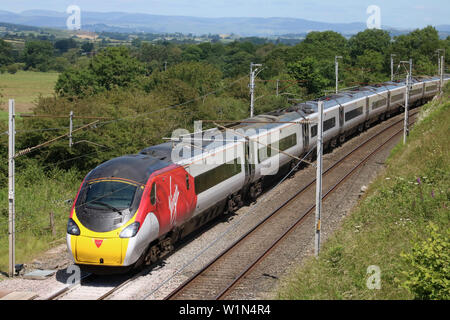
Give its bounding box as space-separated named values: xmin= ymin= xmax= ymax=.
xmin=8 ymin=99 xmax=15 ymax=277
xmin=440 ymin=55 xmax=444 ymax=94
xmin=69 ymin=110 xmax=73 ymax=148
xmin=335 ymin=56 xmax=342 ymax=94
xmin=314 ymin=101 xmax=324 ymax=257
xmin=409 ymin=58 xmax=413 ymax=80
xmin=249 ymin=63 xmax=262 ymax=118
xmin=250 ymin=65 xmax=255 ymax=118
xmin=403 ymin=72 xmax=410 ymax=145
xmin=276 ymin=79 xmax=279 ymax=97
xmin=438 ymin=53 xmax=441 ymax=77
xmin=390 ymin=54 xmax=396 ymax=81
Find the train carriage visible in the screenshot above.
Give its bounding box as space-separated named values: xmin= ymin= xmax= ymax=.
xmin=66 ymin=74 xmax=450 ymax=273
xmin=423 ymin=78 xmax=440 ymax=99
xmin=366 ymin=86 xmax=389 ymax=123
xmin=409 ymin=78 xmax=425 ymax=106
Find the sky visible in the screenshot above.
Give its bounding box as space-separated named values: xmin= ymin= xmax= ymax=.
xmin=0 ymin=0 xmax=449 ymax=29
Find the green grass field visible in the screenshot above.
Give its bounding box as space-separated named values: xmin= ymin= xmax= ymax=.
xmin=0 ymin=70 xmax=59 ymax=113
xmin=276 ymin=89 xmax=450 ymax=300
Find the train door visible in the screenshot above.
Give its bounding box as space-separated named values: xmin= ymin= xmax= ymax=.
xmin=244 ymin=140 xmax=254 ymax=184
xmin=339 ymin=105 xmax=344 ymax=133
xmin=387 ymin=90 xmax=391 ymax=111
xmin=303 ymin=122 xmax=309 ymax=151
xmin=365 ymin=97 xmax=370 ymax=119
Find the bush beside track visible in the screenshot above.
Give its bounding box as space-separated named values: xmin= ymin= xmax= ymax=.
xmin=276 ymin=83 xmax=450 ymax=300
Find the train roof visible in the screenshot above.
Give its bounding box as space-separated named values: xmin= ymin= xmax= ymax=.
xmin=85 ymin=154 xmax=170 ymax=184
xmin=132 ymin=76 xmax=450 ymax=165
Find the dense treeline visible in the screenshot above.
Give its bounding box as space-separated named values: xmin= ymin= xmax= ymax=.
xmin=1 ymin=26 xmax=450 ymax=184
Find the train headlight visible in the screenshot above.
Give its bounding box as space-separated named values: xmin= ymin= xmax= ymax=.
xmin=67 ymin=218 xmax=80 ymax=236
xmin=119 ymin=222 xmax=140 ymax=238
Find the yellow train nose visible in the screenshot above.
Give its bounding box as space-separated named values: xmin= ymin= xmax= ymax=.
xmin=75 ymin=236 xmax=126 ymax=266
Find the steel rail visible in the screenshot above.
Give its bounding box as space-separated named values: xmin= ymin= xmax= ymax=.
xmin=164 ymin=109 xmax=419 ymax=300
xmin=215 ymin=118 xmax=414 ymax=300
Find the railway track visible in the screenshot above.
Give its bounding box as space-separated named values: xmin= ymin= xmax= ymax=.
xmin=46 ymin=267 xmax=149 ymax=300
xmin=46 ymin=109 xmax=418 ymax=300
xmin=164 ymin=110 xmax=419 ymax=300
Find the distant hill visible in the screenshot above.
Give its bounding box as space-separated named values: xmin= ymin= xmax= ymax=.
xmin=0 ymin=10 xmax=449 ymax=37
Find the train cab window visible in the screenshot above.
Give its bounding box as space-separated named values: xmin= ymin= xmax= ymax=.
xmin=186 ymin=174 xmax=190 ymax=190
xmin=150 ymin=182 xmax=156 ymax=205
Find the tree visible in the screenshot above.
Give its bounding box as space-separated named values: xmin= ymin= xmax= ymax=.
xmin=22 ymin=40 xmax=54 ymax=71
xmin=81 ymin=42 xmax=94 ymax=54
xmin=0 ymin=39 xmax=14 ymax=67
xmin=181 ymin=45 xmax=203 ymax=62
xmin=54 ymin=38 xmax=78 ymax=54
xmin=348 ymin=29 xmax=391 ymax=59
xmin=89 ymin=47 xmax=146 ymax=91
xmin=288 ymin=57 xmax=331 ymax=94
xmin=143 ymin=61 xmax=223 ymax=103
xmin=55 ymin=47 xmax=146 ymax=96
xmin=392 ymin=26 xmax=439 ymax=64
xmin=290 ymin=31 xmax=348 ymax=62
xmin=354 ymin=50 xmax=385 ymax=84
xmin=54 ymin=67 xmax=99 ymax=97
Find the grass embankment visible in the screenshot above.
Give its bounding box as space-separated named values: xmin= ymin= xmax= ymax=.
xmin=276 ymin=89 xmax=450 ymax=300
xmin=0 ymin=164 xmax=79 ymax=274
xmin=0 ymin=70 xmax=59 ymax=115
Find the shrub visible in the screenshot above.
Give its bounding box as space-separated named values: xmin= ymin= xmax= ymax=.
xmin=7 ymin=64 xmax=18 ymax=74
xmin=400 ymin=223 xmax=450 ymax=300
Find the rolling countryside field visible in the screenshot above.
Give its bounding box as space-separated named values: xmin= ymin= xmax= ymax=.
xmin=0 ymin=71 xmax=59 ymax=115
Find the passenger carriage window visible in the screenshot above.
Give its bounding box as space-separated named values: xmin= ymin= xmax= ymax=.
xmin=309 ymin=119 xmax=334 ymax=139
xmin=372 ymin=98 xmax=387 ymax=110
xmin=258 ymin=133 xmax=297 ymax=163
xmin=391 ymin=93 xmax=404 ymax=103
xmin=323 ymin=118 xmax=336 ymax=132
xmin=150 ymin=182 xmax=156 ymax=205
xmin=410 ymin=88 xmax=422 ymax=96
xmin=279 ymin=133 xmax=297 ymax=151
xmin=345 ymin=106 xmax=363 ymax=122
xmin=426 ymin=85 xmax=437 ymax=92
xmin=311 ymin=125 xmax=318 ymax=138
xmin=194 ymin=158 xmax=242 ymax=195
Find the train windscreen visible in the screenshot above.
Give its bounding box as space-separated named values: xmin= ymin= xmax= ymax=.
xmin=84 ymin=180 xmax=138 ymax=211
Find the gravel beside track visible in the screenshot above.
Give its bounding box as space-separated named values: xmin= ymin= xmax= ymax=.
xmin=0 ymin=110 xmax=417 ymax=300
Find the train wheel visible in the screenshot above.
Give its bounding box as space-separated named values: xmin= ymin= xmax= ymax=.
xmin=357 ymin=124 xmax=364 ymax=133
xmin=330 ymin=138 xmax=337 ymax=149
